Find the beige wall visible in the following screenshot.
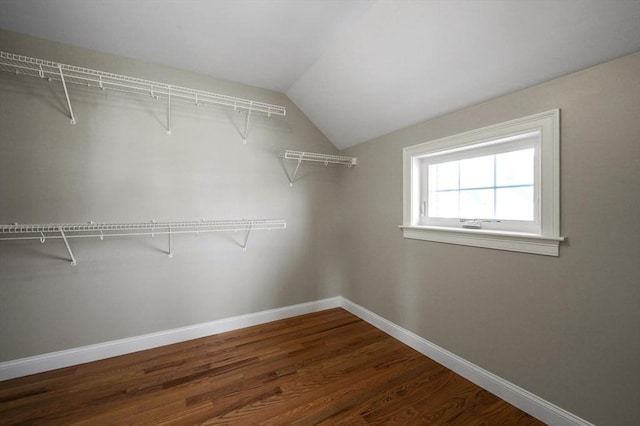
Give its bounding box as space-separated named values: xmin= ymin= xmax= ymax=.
xmin=338 ymin=52 xmax=640 ymax=425
xmin=0 ymin=30 xmax=342 ymax=360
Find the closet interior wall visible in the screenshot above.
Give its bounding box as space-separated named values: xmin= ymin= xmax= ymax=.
xmin=0 ymin=29 xmax=342 ymax=361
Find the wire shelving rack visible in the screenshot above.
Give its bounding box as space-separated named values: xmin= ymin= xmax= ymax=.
xmin=0 ymin=51 xmax=286 ymax=142
xmin=279 ymin=150 xmax=358 ymax=186
xmin=0 ymin=219 xmax=287 ymax=265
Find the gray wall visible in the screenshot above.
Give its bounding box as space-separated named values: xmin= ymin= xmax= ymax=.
xmin=0 ymin=30 xmax=341 ymax=360
xmin=338 ymin=52 xmax=640 ymax=426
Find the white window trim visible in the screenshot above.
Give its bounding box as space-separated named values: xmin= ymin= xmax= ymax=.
xmin=401 ymin=109 xmax=565 ymax=256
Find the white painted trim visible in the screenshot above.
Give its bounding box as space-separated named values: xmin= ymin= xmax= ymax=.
xmin=339 ymin=297 xmax=593 ymax=426
xmin=0 ymin=297 xmax=341 ymax=381
xmin=400 ymin=225 xmax=564 ymax=256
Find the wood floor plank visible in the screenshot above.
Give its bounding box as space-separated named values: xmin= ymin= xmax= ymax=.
xmin=0 ymin=308 xmax=545 ymax=425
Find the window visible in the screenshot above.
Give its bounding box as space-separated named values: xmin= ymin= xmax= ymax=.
xmin=402 ymin=110 xmax=564 ymax=256
xmin=421 ymin=132 xmax=538 ymax=233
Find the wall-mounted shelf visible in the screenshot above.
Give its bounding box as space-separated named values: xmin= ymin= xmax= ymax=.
xmin=0 ymin=219 xmax=287 ymax=265
xmin=0 ymin=51 xmax=286 ymax=142
xmin=279 ymin=150 xmax=357 ymax=186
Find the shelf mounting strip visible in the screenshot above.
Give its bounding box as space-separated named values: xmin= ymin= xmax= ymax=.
xmin=0 ymin=51 xmax=286 ymax=142
xmin=279 ymin=150 xmax=357 ymax=186
xmin=0 ymin=219 xmax=287 ymax=265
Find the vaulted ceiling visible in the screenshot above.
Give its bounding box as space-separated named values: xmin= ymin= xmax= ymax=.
xmin=1 ymin=0 xmax=639 ymax=149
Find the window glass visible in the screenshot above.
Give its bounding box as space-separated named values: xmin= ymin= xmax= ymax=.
xmin=429 ymin=191 xmax=458 ymax=217
xmin=425 ymin=147 xmax=535 ymax=222
xmin=460 ymin=155 xmax=494 ymax=189
xmin=496 ymin=148 xmax=534 ymax=186
xmin=432 ymin=161 xmax=459 ymax=191
xmin=496 ymin=186 xmax=534 ymax=220
xmin=460 ymin=188 xmax=494 ymax=219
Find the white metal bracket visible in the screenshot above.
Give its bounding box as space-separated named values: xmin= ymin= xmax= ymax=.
xmin=168 ymin=225 xmax=173 ymax=258
xmin=241 ymin=104 xmax=252 ymax=144
xmin=59 ymin=228 xmax=77 ymax=266
xmin=166 ymin=85 xmax=172 ymax=135
xmin=286 ymin=156 xmax=304 ymax=187
xmin=58 ymin=65 xmax=76 ymax=124
xmin=241 ymin=224 xmax=252 ymax=252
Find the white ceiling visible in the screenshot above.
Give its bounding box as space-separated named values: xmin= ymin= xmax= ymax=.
xmin=1 ymin=0 xmax=639 ymax=149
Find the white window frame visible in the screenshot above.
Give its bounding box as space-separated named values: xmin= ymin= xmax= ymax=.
xmin=401 ymin=109 xmax=565 ymax=256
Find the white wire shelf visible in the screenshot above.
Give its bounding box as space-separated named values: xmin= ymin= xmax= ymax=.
xmin=0 ymin=219 xmax=287 ymax=265
xmin=280 ymin=150 xmax=357 ymax=166
xmin=279 ymin=150 xmax=357 ymax=186
xmin=0 ymin=51 xmax=286 ymax=141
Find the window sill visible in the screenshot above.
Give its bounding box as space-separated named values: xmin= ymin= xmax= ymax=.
xmin=399 ymin=225 xmax=565 ymax=256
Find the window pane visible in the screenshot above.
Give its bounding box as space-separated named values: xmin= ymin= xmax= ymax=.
xmin=460 ymin=155 xmax=494 ymax=189
xmin=496 ymin=148 xmax=534 ymax=186
xmin=429 ymin=191 xmax=459 ymax=218
xmin=496 ymin=186 xmax=534 ymax=220
xmin=460 ymin=189 xmax=494 ymax=219
xmin=429 ymin=161 xmax=459 ymax=191
xmin=426 ymin=143 xmax=538 ymax=223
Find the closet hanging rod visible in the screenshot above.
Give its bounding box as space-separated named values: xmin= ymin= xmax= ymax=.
xmin=0 ymin=51 xmax=286 ymax=117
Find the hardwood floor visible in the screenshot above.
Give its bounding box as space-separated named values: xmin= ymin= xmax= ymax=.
xmin=0 ymin=308 xmax=544 ymax=425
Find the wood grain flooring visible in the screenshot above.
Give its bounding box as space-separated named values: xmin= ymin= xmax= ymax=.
xmin=0 ymin=308 xmax=545 ymax=425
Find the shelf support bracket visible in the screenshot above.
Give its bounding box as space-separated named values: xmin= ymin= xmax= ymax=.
xmin=168 ymin=225 xmax=173 ymax=258
xmin=242 ymin=105 xmax=252 ymax=144
xmin=288 ymin=156 xmax=304 ymax=187
xmin=166 ymin=85 xmax=172 ymax=135
xmin=241 ymin=224 xmax=252 ymax=252
xmin=59 ymin=228 xmax=77 ymax=266
xmin=58 ymin=65 xmax=76 ymax=125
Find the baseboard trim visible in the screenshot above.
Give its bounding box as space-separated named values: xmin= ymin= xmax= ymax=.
xmin=0 ymin=295 xmax=592 ymax=425
xmin=339 ymin=297 xmax=593 ymax=426
xmin=0 ymin=297 xmax=341 ymax=381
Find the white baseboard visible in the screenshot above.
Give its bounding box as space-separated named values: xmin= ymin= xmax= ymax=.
xmin=0 ymin=295 xmax=591 ymax=426
xmin=0 ymin=297 xmax=341 ymax=381
xmin=339 ymin=297 xmax=593 ymax=426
